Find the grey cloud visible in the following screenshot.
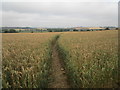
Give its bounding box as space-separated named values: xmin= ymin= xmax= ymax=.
xmin=3 ymin=0 xmax=119 ymax=2
xmin=2 ymin=2 xmax=118 ymax=27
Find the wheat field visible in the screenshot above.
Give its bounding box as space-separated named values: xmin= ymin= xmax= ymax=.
xmin=58 ymin=30 xmax=118 ymax=88
xmin=2 ymin=33 xmax=57 ymax=88
xmin=2 ymin=30 xmax=118 ymax=88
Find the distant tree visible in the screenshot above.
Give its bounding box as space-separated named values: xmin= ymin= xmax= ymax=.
xmin=47 ymin=29 xmax=53 ymax=32
xmin=105 ymin=27 xmax=109 ymax=30
xmin=19 ymin=30 xmax=22 ymax=32
xmin=31 ymin=31 xmax=34 ymax=33
xmin=73 ymin=29 xmax=78 ymax=31
xmin=3 ymin=29 xmax=18 ymax=33
xmin=9 ymin=29 xmax=18 ymax=33
xmin=3 ymin=29 xmax=9 ymax=33
xmin=87 ymin=29 xmax=90 ymax=31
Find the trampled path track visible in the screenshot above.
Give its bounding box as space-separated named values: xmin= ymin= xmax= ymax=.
xmin=48 ymin=35 xmax=70 ymax=88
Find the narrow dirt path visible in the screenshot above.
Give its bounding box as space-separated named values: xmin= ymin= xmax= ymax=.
xmin=49 ymin=35 xmax=70 ymax=88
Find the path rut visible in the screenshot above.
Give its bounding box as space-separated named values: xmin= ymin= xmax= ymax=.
xmin=49 ymin=35 xmax=70 ymax=88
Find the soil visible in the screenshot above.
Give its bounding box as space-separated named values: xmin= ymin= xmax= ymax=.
xmin=48 ymin=36 xmax=70 ymax=88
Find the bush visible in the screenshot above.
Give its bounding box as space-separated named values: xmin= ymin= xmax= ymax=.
xmin=105 ymin=27 xmax=109 ymax=30
xmin=3 ymin=29 xmax=18 ymax=33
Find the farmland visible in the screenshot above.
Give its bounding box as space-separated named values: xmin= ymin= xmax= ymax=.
xmin=58 ymin=30 xmax=118 ymax=88
xmin=2 ymin=30 xmax=118 ymax=88
xmin=2 ymin=33 xmax=58 ymax=88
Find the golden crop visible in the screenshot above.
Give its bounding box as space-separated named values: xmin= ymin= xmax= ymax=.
xmin=2 ymin=30 xmax=118 ymax=88
xmin=2 ymin=33 xmax=57 ymax=88
xmin=58 ymin=30 xmax=118 ymax=88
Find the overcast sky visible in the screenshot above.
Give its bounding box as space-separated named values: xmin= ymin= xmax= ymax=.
xmin=1 ymin=0 xmax=119 ymax=28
